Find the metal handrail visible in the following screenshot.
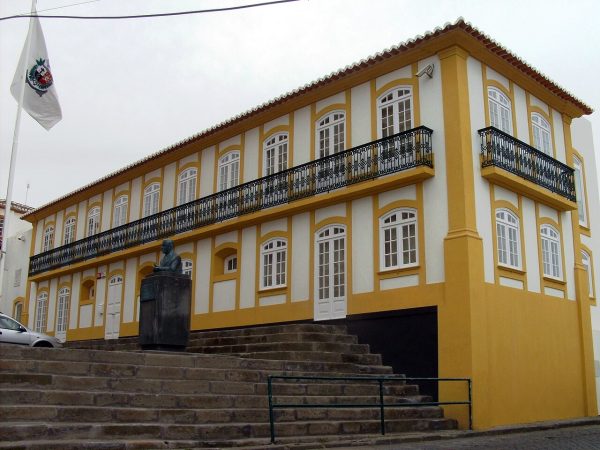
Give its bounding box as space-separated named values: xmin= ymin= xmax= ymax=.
xmin=267 ymin=374 xmax=471 ymax=443
xmin=478 ymin=126 xmax=576 ymax=201
xmin=29 ymin=126 xmax=434 ymax=275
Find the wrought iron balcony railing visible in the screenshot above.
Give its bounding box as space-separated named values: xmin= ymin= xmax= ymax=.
xmin=29 ymin=126 xmax=433 ymax=275
xmin=478 ymin=126 xmax=575 ymax=202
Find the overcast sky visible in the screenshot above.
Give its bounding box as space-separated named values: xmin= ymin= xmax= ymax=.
xmin=1 ymin=0 xmax=599 ymax=209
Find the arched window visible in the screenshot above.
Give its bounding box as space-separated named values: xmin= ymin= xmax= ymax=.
xmin=143 ymin=183 xmax=160 ymax=217
xmin=218 ymin=152 xmax=240 ymax=192
xmin=63 ymin=217 xmax=76 ymax=245
xmin=35 ymin=292 xmax=48 ymax=332
xmin=573 ymin=156 xmax=587 ymax=226
xmin=531 ymin=113 xmax=552 ymax=155
xmin=87 ymin=206 xmax=100 ymax=236
xmin=488 ymin=87 xmax=512 ymax=134
xmin=378 ymin=87 xmax=413 ymax=137
xmin=317 ymin=112 xmax=345 ymax=158
xmin=261 ymin=239 xmax=287 ymax=289
xmin=495 ymin=209 xmax=521 ymax=268
xmin=264 ymin=133 xmax=288 ymax=176
xmin=582 ymin=250 xmax=595 ymax=298
xmin=42 ymin=225 xmax=54 ymax=252
xmin=224 ymin=254 xmax=237 ymax=274
xmin=379 ymin=209 xmax=418 ymax=270
xmin=14 ymin=301 xmax=23 ymax=322
xmin=178 ymin=168 xmax=197 ymax=205
xmin=540 ymin=225 xmax=562 ymax=279
xmin=56 ymin=287 xmax=70 ymax=333
xmin=113 ymin=195 xmax=128 ymax=228
xmin=316 ymin=225 xmax=346 ymax=303
xmin=182 ymin=258 xmax=193 ymax=278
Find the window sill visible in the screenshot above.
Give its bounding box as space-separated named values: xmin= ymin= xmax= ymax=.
xmin=377 ymin=266 xmax=420 ymax=279
xmin=213 ymin=273 xmax=237 ymax=283
xmin=497 ymin=265 xmax=525 ymax=275
xmin=579 ymin=224 xmax=591 ymax=237
xmin=258 ymin=286 xmax=287 ymax=295
xmin=542 ymin=275 xmax=566 ymax=285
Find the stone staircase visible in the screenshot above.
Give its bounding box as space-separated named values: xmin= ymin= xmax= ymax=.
xmin=1 ymin=323 xmax=457 ymax=449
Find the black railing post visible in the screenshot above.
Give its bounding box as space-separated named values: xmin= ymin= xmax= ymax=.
xmin=468 ymin=378 xmax=472 ymax=430
xmin=268 ymin=376 xmax=275 ymax=443
xmin=378 ymin=378 xmax=385 ymax=435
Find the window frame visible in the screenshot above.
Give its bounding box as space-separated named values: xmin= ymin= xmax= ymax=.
xmin=177 ymin=167 xmax=198 ymax=206
xmin=56 ymin=287 xmax=70 ymax=333
xmin=379 ymin=208 xmax=418 ymax=271
xmin=86 ymin=206 xmax=101 ymax=237
xmin=224 ymin=254 xmax=238 ymax=274
xmin=582 ymin=250 xmax=596 ymax=298
xmin=377 ymin=87 xmax=414 ymax=138
xmin=182 ymin=258 xmax=193 ymax=278
xmin=42 ymin=225 xmax=54 ymax=252
xmin=35 ymin=292 xmax=48 ymax=332
xmin=112 ymin=195 xmax=128 ymax=228
xmin=495 ymin=208 xmax=521 ymax=270
xmin=260 ymin=238 xmax=287 ymax=290
xmin=540 ymin=224 xmax=562 ymax=280
xmin=63 ymin=216 xmax=76 ymax=245
xmin=573 ymin=156 xmax=588 ymax=227
xmin=143 ymin=183 xmax=161 ymax=218
xmin=218 ymin=151 xmax=240 ymax=192
xmin=263 ymin=133 xmax=289 ymax=176
xmin=488 ymin=87 xmax=513 ymax=134
xmin=531 ymin=112 xmax=552 ymax=156
xmin=316 ymin=112 xmax=345 ymax=158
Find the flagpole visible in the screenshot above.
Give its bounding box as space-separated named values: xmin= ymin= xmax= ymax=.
xmin=0 ymin=0 xmax=37 ymax=315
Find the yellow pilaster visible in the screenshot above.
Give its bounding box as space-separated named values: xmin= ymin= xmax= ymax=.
xmin=437 ymin=45 xmax=487 ymax=429
xmin=563 ymin=115 xmax=598 ymax=416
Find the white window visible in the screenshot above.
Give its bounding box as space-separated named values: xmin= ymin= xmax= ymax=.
xmin=56 ymin=287 xmax=70 ymax=333
xmin=35 ymin=292 xmax=48 ymax=332
xmin=582 ymin=250 xmax=595 ymax=298
xmin=573 ymin=156 xmax=587 ymax=226
xmin=264 ymin=134 xmax=288 ymax=176
xmin=531 ymin=113 xmax=552 ymax=156
xmin=496 ymin=209 xmax=521 ymax=269
xmin=540 ymin=225 xmax=562 ymax=279
xmin=87 ymin=207 xmax=100 ymax=236
xmin=224 ymin=254 xmax=237 ymax=274
xmin=14 ymin=302 xmax=23 ymax=322
xmin=63 ymin=217 xmax=76 ymax=245
xmin=14 ymin=268 xmax=21 ymax=287
xmin=178 ymin=168 xmax=197 ymax=205
xmin=261 ymin=239 xmax=287 ymax=289
xmin=143 ymin=183 xmax=160 ymax=217
xmin=488 ymin=87 xmax=512 ymax=134
xmin=380 ymin=209 xmax=418 ymax=270
xmin=218 ymin=152 xmax=240 ymax=192
xmin=378 ymin=87 xmax=413 ymax=137
xmin=317 ymin=112 xmax=345 ymax=158
xmin=316 ymin=226 xmax=346 ymax=303
xmin=182 ymin=259 xmax=193 ymax=278
xmin=42 ymin=225 xmax=54 ymax=251
xmin=113 ymin=195 xmax=128 ymax=228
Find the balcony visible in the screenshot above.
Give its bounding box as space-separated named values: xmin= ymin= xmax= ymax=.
xmin=478 ymin=127 xmax=576 ymax=211
xmin=29 ymin=126 xmax=434 ymax=276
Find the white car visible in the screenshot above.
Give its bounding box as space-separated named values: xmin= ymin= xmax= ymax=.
xmin=0 ymin=312 xmax=63 ymax=348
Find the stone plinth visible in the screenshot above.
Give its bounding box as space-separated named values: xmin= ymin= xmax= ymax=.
xmin=139 ymin=272 xmax=191 ymax=351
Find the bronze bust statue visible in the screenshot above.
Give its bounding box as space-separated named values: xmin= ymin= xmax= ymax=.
xmin=153 ymin=239 xmax=182 ymax=274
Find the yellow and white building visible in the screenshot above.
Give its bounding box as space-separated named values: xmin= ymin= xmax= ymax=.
xmin=19 ymin=20 xmax=599 ymax=429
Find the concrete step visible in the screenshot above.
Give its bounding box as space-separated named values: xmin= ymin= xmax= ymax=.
xmin=233 ymin=350 xmax=382 ymax=365
xmin=189 ymin=331 xmax=359 ymax=346
xmin=0 ymin=417 xmax=456 ymax=442
xmin=192 ymin=323 xmax=348 ymax=339
xmin=187 ymin=341 xmax=370 ymax=355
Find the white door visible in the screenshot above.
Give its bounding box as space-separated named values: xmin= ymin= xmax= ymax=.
xmin=55 ymin=288 xmax=70 ymax=343
xmin=315 ymin=225 xmax=347 ymax=321
xmin=105 ymin=275 xmax=123 ymax=340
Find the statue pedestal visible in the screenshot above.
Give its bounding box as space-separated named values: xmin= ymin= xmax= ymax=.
xmin=139 ymin=272 xmax=191 ymax=351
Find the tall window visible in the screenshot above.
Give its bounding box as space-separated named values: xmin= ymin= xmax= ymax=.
xmin=261 ymin=239 xmax=287 ymax=289
xmin=488 ymin=87 xmax=512 ymax=134
xmin=582 ymin=250 xmax=595 ymax=298
xmin=317 ymin=112 xmax=345 ymax=158
xmin=113 ymin=195 xmax=128 ymax=228
xmin=178 ymin=168 xmax=197 ymax=205
xmin=496 ymin=209 xmax=521 ymax=268
xmin=87 ymin=207 xmax=100 ymax=236
xmin=264 ymin=134 xmax=288 ymax=176
xmin=14 ymin=302 xmax=23 ymax=322
xmin=380 ymin=209 xmax=418 ymax=270
xmin=218 ymin=152 xmax=240 ymax=191
xmin=378 ymin=87 xmax=413 ymax=137
xmin=42 ymin=225 xmax=54 ymax=252
xmin=573 ymin=156 xmax=587 ymax=226
xmin=316 ymin=226 xmax=346 ymax=303
xmin=63 ymin=217 xmax=76 ymax=245
xmin=182 ymin=259 xmax=193 ymax=278
xmin=56 ymin=287 xmax=70 ymax=333
xmin=35 ymin=292 xmax=48 ymax=332
xmin=143 ymin=183 xmax=160 ymax=217
xmin=540 ymin=225 xmax=562 ymax=279
xmin=531 ymin=113 xmax=552 ymax=155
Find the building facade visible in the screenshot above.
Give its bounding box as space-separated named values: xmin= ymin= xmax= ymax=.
xmin=0 ymin=200 xmax=33 ymax=320
xmin=20 ymin=20 xmax=599 ymax=429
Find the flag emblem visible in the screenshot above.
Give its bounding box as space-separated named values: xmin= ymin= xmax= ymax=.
xmin=26 ymin=58 xmax=54 ymax=96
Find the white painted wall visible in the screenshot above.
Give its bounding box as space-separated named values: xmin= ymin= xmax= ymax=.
xmin=46 ymin=278 xmax=58 ymax=331
xmin=101 ymin=190 xmax=112 ymax=231
xmin=291 ymin=213 xmax=310 ymax=302
xmin=244 ymin=127 xmax=259 ymax=183
xmin=316 ymin=92 xmax=345 ymax=113
xmin=70 ymin=272 xmax=80 ymax=329
xmin=123 ymin=257 xmax=137 ymax=323
xmin=162 ymin=162 xmax=176 ymax=211
xmin=130 ymin=177 xmax=142 ymax=222
xmin=513 ymin=84 xmax=528 ymax=143
xmin=293 ymin=106 xmax=311 ymax=165
xmin=521 ymin=197 xmax=540 ymax=292
xmin=195 ymin=238 xmax=211 ymax=314
xmin=376 ymin=65 xmax=412 ymax=90
xmin=240 ymin=226 xmax=256 ymax=309
xmin=215 ymin=231 xmax=237 ymax=247
xmin=213 ymin=279 xmax=236 ymax=312
xmin=351 ymin=82 xmax=371 ymax=146
xmin=261 ymin=218 xmax=287 ymax=236
xmin=315 ymin=203 xmax=346 ymax=224
xmin=351 ymin=197 xmax=373 ymax=294
xmin=200 ymin=146 xmax=215 ymax=197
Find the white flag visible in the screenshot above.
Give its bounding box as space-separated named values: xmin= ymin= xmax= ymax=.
xmin=10 ymin=10 xmax=62 ymax=130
